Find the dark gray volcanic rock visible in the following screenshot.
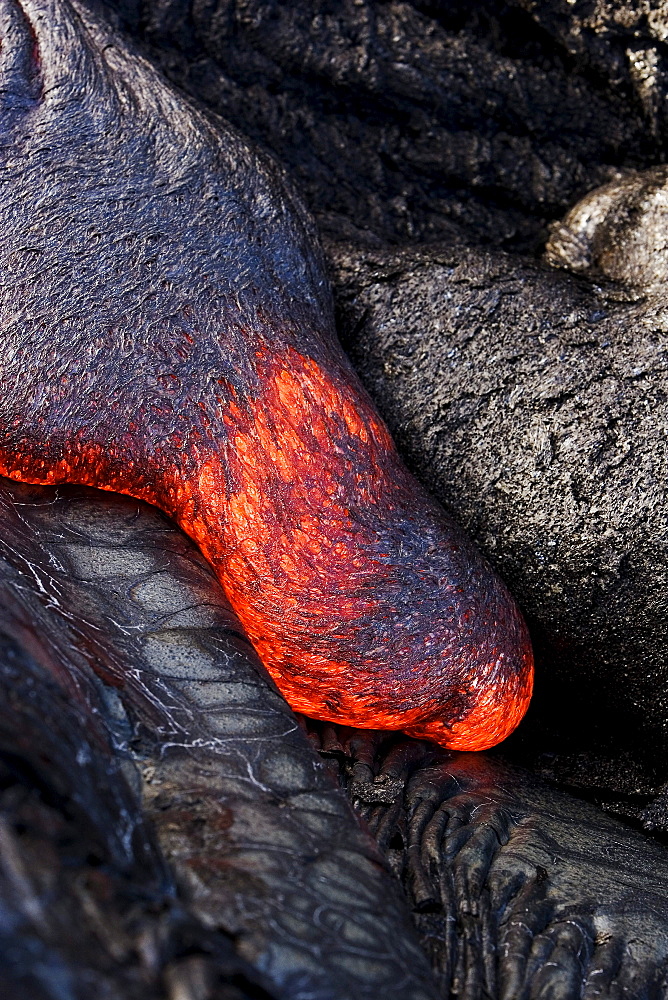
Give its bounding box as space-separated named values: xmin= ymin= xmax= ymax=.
xmin=0 ymin=611 xmax=273 ymax=1000
xmin=0 ymin=478 xmax=439 ymax=1000
xmin=307 ymin=722 xmax=668 ymax=1000
xmin=328 ymin=240 xmax=668 ymax=767
xmin=3 ymin=0 xmax=668 ymax=991
xmin=507 ymin=0 xmax=668 ymax=144
xmin=107 ymin=0 xmax=661 ymax=252
xmin=546 ymin=164 xmax=668 ymax=291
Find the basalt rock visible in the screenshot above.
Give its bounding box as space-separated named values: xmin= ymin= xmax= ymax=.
xmin=0 ymin=477 xmax=439 ymax=1000
xmin=2 ymin=0 xmax=668 ymax=994
xmin=107 ymin=0 xmax=660 ymax=252
xmin=328 ymin=239 xmax=668 ymax=774
xmin=306 ymin=722 xmax=668 ymax=1000
xmin=546 ymin=164 xmax=668 ymax=290
xmin=506 ymin=0 xmax=668 ymax=146
xmin=0 ymin=605 xmax=274 ymax=999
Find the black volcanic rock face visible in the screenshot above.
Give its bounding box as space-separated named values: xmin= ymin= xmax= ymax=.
xmin=505 ymin=0 xmax=668 ymax=145
xmin=329 ymin=240 xmax=668 ymax=772
xmin=0 ymin=613 xmax=273 ymax=1000
xmin=107 ymin=0 xmax=663 ymax=252
xmin=2 ymin=0 xmax=668 ymax=996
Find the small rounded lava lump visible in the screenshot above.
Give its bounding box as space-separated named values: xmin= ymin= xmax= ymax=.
xmin=328 ymin=240 xmax=668 ymax=759
xmin=546 ymin=166 xmax=668 ymax=290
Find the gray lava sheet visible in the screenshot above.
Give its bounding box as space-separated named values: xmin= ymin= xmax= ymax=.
xmin=2 ymin=477 xmax=668 ymax=999
xmin=0 ymin=627 xmax=276 ymax=1000
xmin=308 ymin=724 xmax=668 ymax=999
xmin=0 ymin=478 xmax=438 ymax=1000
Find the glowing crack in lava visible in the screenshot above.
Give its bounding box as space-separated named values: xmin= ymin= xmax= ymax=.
xmin=0 ymin=0 xmax=532 ymax=749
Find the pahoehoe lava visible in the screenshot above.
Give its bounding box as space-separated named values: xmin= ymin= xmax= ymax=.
xmin=3 ymin=0 xmax=668 ymax=997
xmin=0 ymin=0 xmax=532 ymax=750
xmin=0 ymin=476 xmax=666 ymax=999
xmin=0 ymin=630 xmax=278 ymax=1000
xmin=0 ymin=477 xmax=438 ymax=1000
xmin=308 ymin=723 xmax=668 ymax=999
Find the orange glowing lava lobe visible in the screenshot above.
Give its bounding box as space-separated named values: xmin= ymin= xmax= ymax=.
xmin=0 ymin=0 xmax=532 ymax=750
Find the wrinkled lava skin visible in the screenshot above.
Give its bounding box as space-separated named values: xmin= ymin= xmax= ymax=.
xmin=0 ymin=0 xmax=532 ymax=749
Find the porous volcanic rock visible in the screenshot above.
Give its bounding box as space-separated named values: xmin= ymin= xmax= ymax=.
xmin=108 ymin=0 xmax=661 ymax=252
xmin=328 ymin=239 xmax=668 ymax=767
xmin=506 ymin=0 xmax=668 ymax=146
